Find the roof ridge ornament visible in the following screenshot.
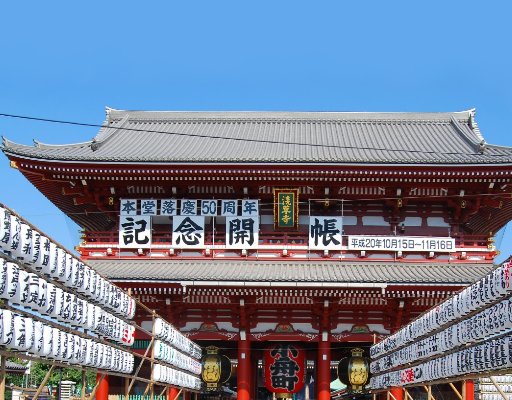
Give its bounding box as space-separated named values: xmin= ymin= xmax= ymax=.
xmin=469 ymin=108 xmax=484 ymax=142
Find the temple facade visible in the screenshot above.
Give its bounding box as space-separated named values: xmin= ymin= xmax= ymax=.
xmin=4 ymin=108 xmax=512 ymax=400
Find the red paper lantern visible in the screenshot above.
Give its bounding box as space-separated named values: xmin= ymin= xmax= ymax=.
xmin=264 ymin=343 xmax=305 ymax=395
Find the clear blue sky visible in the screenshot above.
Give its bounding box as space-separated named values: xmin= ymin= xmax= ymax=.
xmin=1 ymin=1 xmax=511 ymax=261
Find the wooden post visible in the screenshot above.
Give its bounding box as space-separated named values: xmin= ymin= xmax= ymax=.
xmin=449 ymin=382 xmax=463 ymax=400
xmin=32 ymin=365 xmax=55 ymax=400
xmin=0 ymin=356 xmax=5 ymax=400
xmin=81 ymin=370 xmax=87 ymax=400
xmin=126 ymin=337 xmax=154 ymax=397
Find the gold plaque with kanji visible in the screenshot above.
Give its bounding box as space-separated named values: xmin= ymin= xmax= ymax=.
xmin=273 ymin=188 xmax=299 ymax=230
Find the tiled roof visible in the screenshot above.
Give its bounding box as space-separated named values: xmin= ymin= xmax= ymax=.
xmin=3 ymin=108 xmax=512 ymax=165
xmin=87 ymin=259 xmax=493 ymax=285
xmin=6 ymin=360 xmax=27 ymax=372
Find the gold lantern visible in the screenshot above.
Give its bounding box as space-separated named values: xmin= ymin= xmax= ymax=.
xmin=337 ymin=348 xmax=370 ymax=393
xmin=201 ymin=346 xmax=232 ymax=391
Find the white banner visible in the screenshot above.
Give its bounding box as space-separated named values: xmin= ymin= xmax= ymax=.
xmin=119 ymin=216 xmax=152 ymax=248
xmin=348 ymin=236 xmax=455 ymax=252
xmin=225 ymin=217 xmax=259 ymax=249
xmin=309 ymin=217 xmax=342 ymax=250
xmin=172 ymin=216 xmax=205 ymax=248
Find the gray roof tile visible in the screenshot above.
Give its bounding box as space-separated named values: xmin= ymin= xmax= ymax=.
xmin=87 ymin=259 xmax=493 ymax=285
xmin=3 ymin=109 xmax=512 ymax=165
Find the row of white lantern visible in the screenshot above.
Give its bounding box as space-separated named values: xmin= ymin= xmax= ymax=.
xmin=0 ymin=206 xmax=135 ymax=320
xmin=371 ymin=260 xmax=512 ymax=360
xmin=153 ymin=339 xmax=202 ymax=375
xmin=152 ymin=364 xmax=202 ymax=390
xmin=0 ymin=259 xmax=134 ymax=346
xmin=369 ymin=335 xmax=512 ymax=390
xmin=153 ymin=318 xmax=202 ymax=360
xmin=371 ymin=296 xmax=512 ymax=374
xmin=481 ymin=376 xmax=512 ymax=383
xmin=479 ymin=384 xmax=512 ymax=392
xmin=0 ymin=308 xmax=134 ymax=373
xmin=480 ymin=395 xmax=512 ymax=400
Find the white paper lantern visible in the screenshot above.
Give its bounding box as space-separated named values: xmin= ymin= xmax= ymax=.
xmin=65 ymin=255 xmax=76 ymax=286
xmin=95 ymin=276 xmax=104 ymax=303
xmin=69 ymin=294 xmax=79 ymax=327
xmin=81 ymin=264 xmax=90 ymax=295
xmin=40 ymin=324 xmax=53 ymax=357
xmin=58 ymin=292 xmax=74 ymax=323
xmin=8 ymin=215 xmax=22 ymax=258
xmin=29 ymin=231 xmax=42 ymax=268
xmin=0 ymin=259 xmax=7 ymax=299
xmin=74 ymin=261 xmax=84 ymax=291
xmin=51 ymin=247 xmax=65 ymax=281
xmin=85 ymin=302 xmax=95 ymax=330
xmin=84 ymin=339 xmax=94 ymax=366
xmin=91 ymin=305 xmax=102 ymax=331
xmin=31 ymin=320 xmax=44 ymax=356
xmin=4 ymin=262 xmax=19 ymax=303
xmin=153 ymin=363 xmax=161 ymax=381
xmin=127 ymin=297 xmax=136 ymax=319
xmin=52 ymin=286 xmax=65 ymax=321
xmin=13 ymin=269 xmax=28 ymax=306
xmin=102 ymin=281 xmax=111 ymax=307
xmin=64 ymin=332 xmax=75 ymax=363
xmin=88 ymin=269 xmax=97 ymax=298
xmin=0 ymin=308 xmax=14 ymax=346
xmin=40 ymin=238 xmax=54 ymax=276
xmin=17 ymin=223 xmax=33 ymax=262
xmin=75 ymin=298 xmax=86 ymax=327
xmin=0 ymin=207 xmax=11 ymax=252
xmin=26 ymin=273 xmax=40 ymax=311
xmin=24 ymin=316 xmax=34 ymax=351
xmin=47 ymin=243 xmax=58 ymax=277
xmin=36 ymin=278 xmax=48 ymax=315
xmin=50 ymin=328 xmax=61 ymax=360
xmin=12 ymin=314 xmax=28 ymax=351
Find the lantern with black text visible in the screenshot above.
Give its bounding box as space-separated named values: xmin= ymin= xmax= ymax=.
xmin=264 ymin=343 xmax=305 ymax=396
xmin=201 ymin=346 xmax=231 ymax=391
xmin=337 ymin=348 xmax=370 ymax=393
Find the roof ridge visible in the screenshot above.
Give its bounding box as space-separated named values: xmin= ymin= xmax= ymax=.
xmin=107 ymin=109 xmax=475 ymax=123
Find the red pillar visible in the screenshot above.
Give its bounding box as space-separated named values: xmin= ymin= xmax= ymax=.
xmin=96 ymin=374 xmax=109 ymax=400
xmin=167 ymin=387 xmax=180 ymax=400
xmin=317 ymin=334 xmax=331 ymax=400
xmin=237 ymin=338 xmax=251 ymax=400
xmin=464 ymin=380 xmax=475 ymax=400
xmin=183 ymin=391 xmax=191 ymax=400
xmin=390 ymin=387 xmax=403 ymax=400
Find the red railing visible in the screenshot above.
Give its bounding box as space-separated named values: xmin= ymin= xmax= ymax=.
xmin=81 ymin=230 xmax=490 ymax=248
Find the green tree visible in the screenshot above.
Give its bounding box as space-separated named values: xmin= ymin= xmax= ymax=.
xmin=28 ymin=362 xmax=96 ymax=390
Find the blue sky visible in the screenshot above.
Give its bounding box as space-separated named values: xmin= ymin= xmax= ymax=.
xmin=1 ymin=1 xmax=511 ymax=261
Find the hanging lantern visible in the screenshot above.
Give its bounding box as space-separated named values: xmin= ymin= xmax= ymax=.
xmin=0 ymin=207 xmax=11 ymax=253
xmin=0 ymin=308 xmax=14 ymax=346
xmin=264 ymin=343 xmax=306 ymax=397
xmin=201 ymin=345 xmax=231 ymax=391
xmin=337 ymin=348 xmax=371 ymax=393
xmin=17 ymin=223 xmax=33 ymax=262
xmin=40 ymin=239 xmax=53 ymax=276
xmin=8 ymin=215 xmax=21 ymax=258
xmin=31 ymin=320 xmax=44 ymax=356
